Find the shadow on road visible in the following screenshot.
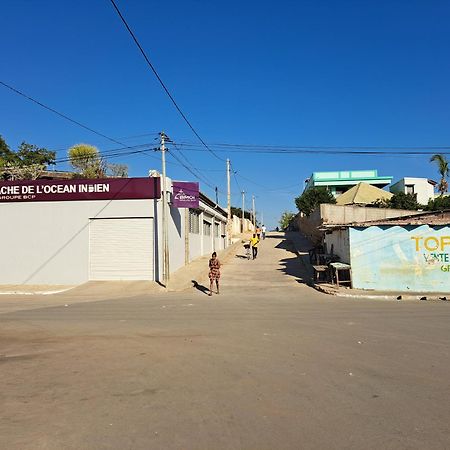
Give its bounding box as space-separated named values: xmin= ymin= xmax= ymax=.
xmin=192 ymin=280 xmax=210 ymax=295
xmin=276 ymin=234 xmax=314 ymax=285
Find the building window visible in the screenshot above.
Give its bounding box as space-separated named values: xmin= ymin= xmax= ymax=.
xmin=405 ymin=185 xmax=414 ymax=195
xmin=214 ymin=223 xmax=220 ymax=237
xmin=203 ymin=221 xmax=211 ymax=236
xmin=189 ymin=210 xmax=200 ymax=234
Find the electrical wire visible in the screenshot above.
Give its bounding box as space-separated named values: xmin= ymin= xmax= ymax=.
xmin=176 ymin=140 xmax=450 ymax=151
xmin=0 ymin=79 xmax=168 ymax=169
xmin=168 ymin=149 xmax=221 ymax=193
xmin=0 ymin=80 xmax=140 ymax=149
xmin=108 ymin=0 xmax=225 ymax=162
xmin=168 ymin=143 xmax=450 ymax=156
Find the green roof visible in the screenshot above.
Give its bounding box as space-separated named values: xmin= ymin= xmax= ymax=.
xmin=305 ymin=170 xmax=393 ymax=190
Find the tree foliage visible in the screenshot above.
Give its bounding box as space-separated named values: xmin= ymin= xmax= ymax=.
xmin=68 ymin=144 xmax=129 ymax=179
xmin=374 ymin=192 xmax=421 ymax=210
xmin=231 ymin=206 xmax=252 ymax=220
xmin=426 ymin=195 xmax=450 ymax=211
xmin=107 ymin=163 xmax=128 ymax=178
xmin=430 ymin=154 xmax=449 ymax=195
xmin=279 ymin=211 xmax=296 ymax=229
xmin=68 ymin=144 xmax=105 ymax=178
xmin=0 ymin=135 xmax=56 ymax=180
xmin=295 ymin=187 xmax=336 ymax=216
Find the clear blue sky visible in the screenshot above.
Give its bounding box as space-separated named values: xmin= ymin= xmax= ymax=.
xmin=2 ymin=0 xmax=450 ymax=229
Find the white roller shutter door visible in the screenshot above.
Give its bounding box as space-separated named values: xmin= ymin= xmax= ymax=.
xmin=89 ymin=218 xmax=154 ymax=280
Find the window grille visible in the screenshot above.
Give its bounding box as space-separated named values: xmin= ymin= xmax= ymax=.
xmin=203 ymin=221 xmax=212 ymax=236
xmin=189 ymin=210 xmax=200 ymax=234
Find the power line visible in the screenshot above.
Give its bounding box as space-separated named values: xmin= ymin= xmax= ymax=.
xmin=108 ymin=0 xmax=225 ymax=162
xmin=52 ymin=143 xmax=157 ymax=165
xmin=168 ymin=149 xmax=221 ymax=193
xmin=169 ymin=140 xmax=217 ymax=187
xmin=0 ymin=80 xmax=168 ymax=167
xmin=177 ymin=140 xmax=450 ymax=151
xmin=169 ymin=143 xmax=450 ymax=156
xmin=0 ymin=80 xmax=134 ymax=149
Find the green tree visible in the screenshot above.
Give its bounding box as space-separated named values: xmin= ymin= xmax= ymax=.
xmin=231 ymin=206 xmax=252 ymax=220
xmin=295 ymin=187 xmax=336 ymax=216
xmin=0 ymin=136 xmax=55 ymax=180
xmin=68 ymin=144 xmax=105 ymax=179
xmin=426 ymin=195 xmax=450 ymax=211
xmin=107 ymin=163 xmax=128 ymax=178
xmin=279 ymin=211 xmax=296 ymax=229
xmin=374 ymin=192 xmax=422 ymax=210
xmin=430 ymin=154 xmax=449 ymax=195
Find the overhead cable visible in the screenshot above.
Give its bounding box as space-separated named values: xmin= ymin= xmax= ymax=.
xmin=108 ymin=0 xmax=225 ymax=162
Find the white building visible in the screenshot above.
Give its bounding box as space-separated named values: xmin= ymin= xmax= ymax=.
xmin=390 ymin=177 xmax=436 ymax=205
xmin=0 ymin=176 xmax=228 ymax=286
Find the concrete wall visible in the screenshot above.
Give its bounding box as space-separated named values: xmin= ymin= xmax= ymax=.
xmin=168 ymin=204 xmax=185 ymax=273
xmin=349 ymin=225 xmax=450 ymax=292
xmin=298 ymin=209 xmax=323 ymax=245
xmin=0 ymin=199 xmax=157 ymax=285
xmin=189 ymin=233 xmax=202 ymax=262
xmin=390 ymin=178 xmax=435 ymax=205
xmin=231 ymin=215 xmax=255 ymax=234
xmin=188 ymin=203 xmax=228 ymax=262
xmin=324 ymin=229 xmax=350 ymax=263
xmin=320 ymin=204 xmax=422 ymax=224
xmin=298 ymin=204 xmax=423 ymax=246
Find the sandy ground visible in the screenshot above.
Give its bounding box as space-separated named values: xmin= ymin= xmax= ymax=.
xmin=1 ymin=233 xmax=450 ymax=449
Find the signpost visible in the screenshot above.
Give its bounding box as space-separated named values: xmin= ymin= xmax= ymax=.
xmin=172 ymin=181 xmax=199 ymax=208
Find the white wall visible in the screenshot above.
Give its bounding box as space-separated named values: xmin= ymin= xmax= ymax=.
xmin=324 ymin=229 xmax=350 ymax=263
xmin=0 ymin=199 xmax=156 ymax=285
xmin=390 ymin=178 xmax=435 ymax=205
xmin=0 ymin=178 xmax=229 ymax=286
xmin=189 ymin=233 xmax=202 ymax=261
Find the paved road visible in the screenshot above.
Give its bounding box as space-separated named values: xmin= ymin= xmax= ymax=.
xmin=1 ymin=233 xmax=450 ymax=449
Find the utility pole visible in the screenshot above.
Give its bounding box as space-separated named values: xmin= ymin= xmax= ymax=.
xmin=252 ymin=195 xmax=256 ymax=231
xmin=226 ymin=159 xmax=232 ymax=245
xmin=160 ymin=132 xmax=170 ymax=286
xmin=241 ymin=191 xmax=245 ymax=233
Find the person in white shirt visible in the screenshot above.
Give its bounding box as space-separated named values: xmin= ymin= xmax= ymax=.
xmin=261 ymin=225 xmax=266 ymax=240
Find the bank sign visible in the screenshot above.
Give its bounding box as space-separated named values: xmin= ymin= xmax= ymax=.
xmin=172 ymin=181 xmax=199 ymax=208
xmin=0 ymin=177 xmax=161 ymax=203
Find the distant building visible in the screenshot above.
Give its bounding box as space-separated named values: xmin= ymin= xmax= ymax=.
xmin=390 ymin=177 xmax=436 ymax=206
xmin=304 ymin=170 xmax=392 ymax=197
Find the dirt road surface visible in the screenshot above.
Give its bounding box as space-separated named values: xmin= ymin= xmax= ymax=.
xmin=1 ymin=233 xmax=450 ymax=449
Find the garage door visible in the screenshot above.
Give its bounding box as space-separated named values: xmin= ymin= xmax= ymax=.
xmin=89 ymin=218 xmax=154 ymax=280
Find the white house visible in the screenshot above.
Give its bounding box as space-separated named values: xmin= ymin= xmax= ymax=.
xmin=390 ymin=177 xmax=436 ymax=205
xmin=0 ymin=175 xmax=229 ymax=286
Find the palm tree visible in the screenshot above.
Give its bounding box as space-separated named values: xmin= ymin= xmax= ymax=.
xmin=430 ymin=154 xmax=449 ymax=195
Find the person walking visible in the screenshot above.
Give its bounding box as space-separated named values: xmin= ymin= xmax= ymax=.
xmin=250 ymin=233 xmax=260 ymax=260
xmin=208 ymin=252 xmax=221 ymax=296
xmin=261 ymin=224 xmax=266 ymax=240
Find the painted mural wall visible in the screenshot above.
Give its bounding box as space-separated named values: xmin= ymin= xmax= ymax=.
xmin=350 ymin=225 xmax=450 ymax=292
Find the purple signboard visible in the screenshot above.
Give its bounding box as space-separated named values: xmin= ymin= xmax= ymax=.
xmin=0 ymin=177 xmax=161 ymax=203
xmin=172 ymin=181 xmax=199 ymax=208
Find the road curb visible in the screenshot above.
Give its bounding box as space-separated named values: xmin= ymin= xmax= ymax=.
xmin=313 ymin=283 xmax=449 ymax=302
